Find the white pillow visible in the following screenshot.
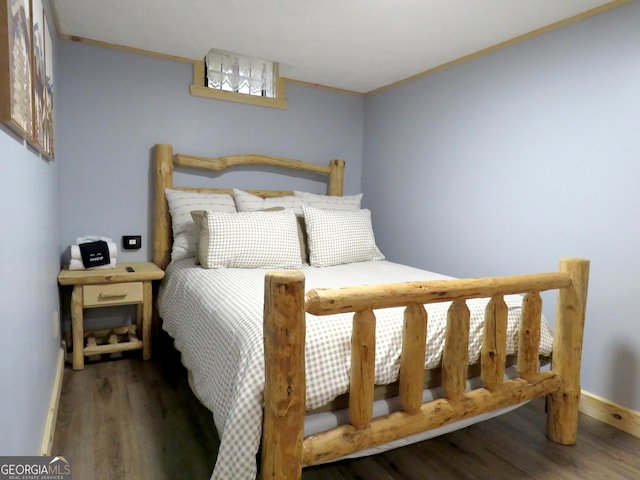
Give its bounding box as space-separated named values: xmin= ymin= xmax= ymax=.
xmin=302 ymin=205 xmax=385 ymax=267
xmin=191 ymin=210 xmax=302 ymax=269
xmin=165 ymin=188 xmax=236 ymax=261
xmin=294 ymin=191 xmax=362 ymax=211
xmin=233 ymin=189 xmax=304 ymax=214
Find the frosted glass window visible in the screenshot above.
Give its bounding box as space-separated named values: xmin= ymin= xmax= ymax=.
xmin=205 ymin=49 xmax=275 ymax=98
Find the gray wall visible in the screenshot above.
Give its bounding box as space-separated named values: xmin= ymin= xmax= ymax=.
xmin=57 ymin=40 xmax=365 ymax=263
xmin=0 ymin=70 xmax=61 ymax=458
xmin=363 ymin=2 xmax=640 ymax=410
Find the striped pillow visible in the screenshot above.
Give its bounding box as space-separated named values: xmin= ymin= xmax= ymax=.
xmin=294 ymin=191 xmax=362 ymax=211
xmin=165 ymin=189 xmax=236 ymax=261
xmin=233 ymin=189 xmax=303 ymax=214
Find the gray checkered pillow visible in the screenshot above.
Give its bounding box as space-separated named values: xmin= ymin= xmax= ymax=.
xmin=191 ymin=210 xmax=302 ymax=269
xmin=303 ymin=205 xmax=385 ymax=267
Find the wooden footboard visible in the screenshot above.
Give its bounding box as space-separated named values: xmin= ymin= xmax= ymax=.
xmin=262 ymin=258 xmax=589 ymax=479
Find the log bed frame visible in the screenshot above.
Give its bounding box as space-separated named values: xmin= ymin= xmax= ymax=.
xmin=152 ymin=143 xmax=590 ymax=480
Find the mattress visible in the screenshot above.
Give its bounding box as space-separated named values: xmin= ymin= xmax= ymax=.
xmin=158 ymin=259 xmax=554 ymax=480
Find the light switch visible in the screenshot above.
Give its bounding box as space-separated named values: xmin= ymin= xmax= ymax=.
xmin=122 ymin=235 xmax=142 ymax=250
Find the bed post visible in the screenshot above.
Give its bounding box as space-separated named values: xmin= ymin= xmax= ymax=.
xmin=328 ymin=159 xmax=345 ymax=196
xmin=262 ymin=270 xmax=306 ymax=480
xmin=546 ymin=257 xmax=590 ymax=445
xmin=153 ymin=144 xmax=174 ymax=270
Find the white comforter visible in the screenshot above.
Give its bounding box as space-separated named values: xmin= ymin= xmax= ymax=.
xmin=158 ymin=259 xmax=554 ymax=480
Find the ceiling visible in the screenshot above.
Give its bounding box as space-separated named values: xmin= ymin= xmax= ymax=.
xmin=51 ymin=0 xmax=622 ymax=94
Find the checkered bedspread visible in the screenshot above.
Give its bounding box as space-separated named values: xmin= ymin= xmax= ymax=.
xmin=158 ymin=259 xmax=553 ymax=480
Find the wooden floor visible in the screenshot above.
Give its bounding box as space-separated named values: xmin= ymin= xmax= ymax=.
xmin=53 ymin=353 xmax=640 ymax=480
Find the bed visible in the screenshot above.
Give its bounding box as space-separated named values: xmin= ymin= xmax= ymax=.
xmin=152 ymin=143 xmax=590 ymax=480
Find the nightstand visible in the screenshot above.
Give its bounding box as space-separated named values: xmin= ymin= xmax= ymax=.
xmin=58 ymin=261 xmax=165 ymax=370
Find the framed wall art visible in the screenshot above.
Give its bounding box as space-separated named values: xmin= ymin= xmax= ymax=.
xmin=0 ymin=0 xmax=34 ymax=141
xmin=30 ymin=0 xmax=53 ymax=158
xmin=42 ymin=9 xmax=53 ymax=158
xmin=30 ymin=0 xmax=46 ymax=156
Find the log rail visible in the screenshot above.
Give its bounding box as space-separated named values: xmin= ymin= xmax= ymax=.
xmin=262 ymin=258 xmax=589 ymax=479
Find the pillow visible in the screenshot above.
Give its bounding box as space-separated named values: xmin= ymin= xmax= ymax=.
xmin=191 ymin=210 xmax=302 ymax=269
xmin=229 ymin=198 xmax=309 ymax=263
xmin=233 ymin=189 xmax=304 ymax=214
xmin=303 ymin=205 xmax=385 ymax=267
xmin=165 ymin=189 xmax=237 ymax=261
xmin=294 ymin=191 xmax=362 ymax=211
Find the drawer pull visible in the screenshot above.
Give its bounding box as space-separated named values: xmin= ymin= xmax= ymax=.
xmin=99 ymin=292 xmax=128 ymax=299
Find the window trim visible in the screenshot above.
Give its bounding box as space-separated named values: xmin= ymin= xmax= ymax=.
xmin=190 ymin=60 xmax=288 ymax=110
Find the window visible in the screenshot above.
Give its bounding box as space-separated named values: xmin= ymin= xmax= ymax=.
xmin=206 ymin=50 xmax=274 ymax=97
xmin=190 ymin=48 xmax=287 ymax=109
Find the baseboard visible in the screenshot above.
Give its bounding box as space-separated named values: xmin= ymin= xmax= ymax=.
xmin=40 ymin=346 xmax=65 ymax=455
xmin=579 ymin=390 xmax=640 ymax=439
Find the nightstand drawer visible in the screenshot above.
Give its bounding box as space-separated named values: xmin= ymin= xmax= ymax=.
xmin=83 ymin=282 xmax=143 ymax=307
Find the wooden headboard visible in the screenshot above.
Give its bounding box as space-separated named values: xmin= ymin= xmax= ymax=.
xmin=153 ymin=144 xmax=346 ymax=270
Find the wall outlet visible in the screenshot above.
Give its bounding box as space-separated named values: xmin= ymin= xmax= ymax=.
xmin=53 ymin=310 xmax=59 ymax=339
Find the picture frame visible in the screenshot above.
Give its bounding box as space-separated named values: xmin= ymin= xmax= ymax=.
xmin=41 ymin=6 xmax=53 ymax=157
xmin=30 ymin=0 xmax=48 ymax=157
xmin=0 ymin=0 xmax=34 ymax=141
